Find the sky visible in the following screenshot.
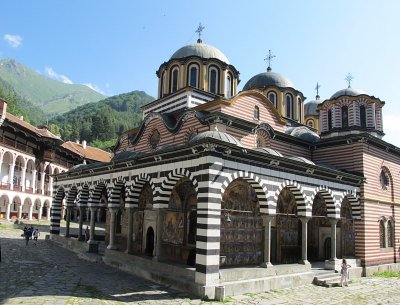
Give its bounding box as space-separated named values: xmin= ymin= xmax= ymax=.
xmin=1 ymin=0 xmax=400 ymax=147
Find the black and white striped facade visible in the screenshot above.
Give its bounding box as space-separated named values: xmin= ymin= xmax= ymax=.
xmin=51 ymin=137 xmax=361 ymax=287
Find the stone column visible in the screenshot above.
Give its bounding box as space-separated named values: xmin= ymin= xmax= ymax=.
xmin=65 ymin=207 xmax=71 ymax=237
xmin=8 ymin=163 xmax=15 ymax=190
xmin=28 ymin=203 xmax=33 ymax=220
xmin=154 ymin=209 xmax=164 ymax=260
xmin=31 ymin=169 xmax=37 ymax=192
xmin=78 ymin=206 xmax=85 ymax=241
xmin=96 ymin=208 xmax=101 ymax=222
xmin=48 ymin=176 xmax=54 ymax=196
xmin=330 ymin=218 xmax=338 ymax=261
xmin=107 ymin=207 xmax=118 ymax=250
xmin=125 ymin=207 xmax=134 ymax=253
xmin=47 ymin=206 xmax=51 ymax=220
xmin=20 ymin=166 xmax=26 ymax=191
xmin=88 ymin=207 xmax=97 ymax=243
xmin=300 ymin=217 xmax=310 ymax=265
xmin=6 ymin=203 xmax=11 ymax=220
xmin=261 ymin=215 xmax=274 ymax=268
xmin=40 ymin=172 xmax=46 ymax=195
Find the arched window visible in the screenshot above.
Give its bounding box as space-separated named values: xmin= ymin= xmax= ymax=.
xmin=256 ymin=135 xmax=265 ymax=148
xmin=342 ymin=105 xmax=349 ymax=128
xmin=226 ymin=73 xmax=232 ymax=97
xmin=254 ymin=106 xmax=260 ymax=120
xmin=170 ymin=66 xmax=179 ymax=93
xmin=208 ymin=66 xmax=219 ymax=94
xmin=160 ymin=71 xmax=166 ymax=98
xmin=188 ymin=64 xmax=199 ymax=88
xmin=380 ymin=169 xmax=389 ymax=190
xmin=306 ymin=120 xmax=314 ymax=128
xmin=379 ymin=219 xmax=385 ymax=248
xmin=360 ymin=105 xmax=366 ymax=128
xmin=328 ymin=109 xmax=332 ymax=130
xmin=298 ymin=97 xmax=302 ymax=122
xmin=268 ymin=91 xmax=277 ymax=108
xmin=286 ymin=94 xmax=293 ymax=119
xmin=388 ymin=220 xmax=394 ymax=247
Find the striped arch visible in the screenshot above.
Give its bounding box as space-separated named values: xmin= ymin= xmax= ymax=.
xmin=339 ymin=191 xmax=361 ymax=220
xmin=310 ymin=186 xmax=337 ymax=219
xmin=221 ymin=171 xmax=269 ymax=214
xmin=125 ymin=173 xmax=154 ymax=208
xmin=158 ymin=168 xmax=199 ymax=209
xmin=65 ymin=185 xmax=78 ymax=208
xmin=76 ymin=184 xmax=90 ymax=207
xmin=274 ymin=180 xmax=309 ymax=217
xmin=88 ymin=179 xmax=108 ymax=207
xmin=50 ymin=186 xmax=66 ymax=234
xmin=108 ymin=177 xmax=127 ymax=208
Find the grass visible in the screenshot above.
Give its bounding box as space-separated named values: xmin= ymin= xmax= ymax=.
xmin=373 ymin=271 xmax=400 ymax=278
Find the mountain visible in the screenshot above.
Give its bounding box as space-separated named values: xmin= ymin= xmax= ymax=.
xmin=51 ymin=91 xmax=154 ymax=150
xmin=0 ymin=59 xmax=106 ymax=117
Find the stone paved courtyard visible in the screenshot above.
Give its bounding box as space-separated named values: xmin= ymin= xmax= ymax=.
xmin=2 ymin=220 xmax=400 ymax=304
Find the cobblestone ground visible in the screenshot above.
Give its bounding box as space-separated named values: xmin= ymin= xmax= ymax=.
xmin=2 ymin=220 xmax=400 ymax=304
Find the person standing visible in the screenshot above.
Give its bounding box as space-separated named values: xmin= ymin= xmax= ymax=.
xmin=84 ymin=226 xmax=90 ymax=242
xmin=24 ymin=227 xmax=33 ymax=246
xmin=33 ymin=228 xmax=40 ymax=245
xmin=340 ymin=259 xmax=351 ymax=287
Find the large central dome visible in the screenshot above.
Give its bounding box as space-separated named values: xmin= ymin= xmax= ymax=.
xmin=243 ymin=69 xmax=294 ymax=90
xmin=170 ymin=40 xmax=230 ymax=64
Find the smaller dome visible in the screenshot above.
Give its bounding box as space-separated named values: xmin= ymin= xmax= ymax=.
xmin=189 ymin=130 xmax=244 ymax=147
xmin=253 ymin=147 xmax=283 ymax=157
xmin=288 ymin=156 xmax=315 ymax=165
xmin=112 ymin=151 xmax=144 ymax=162
xmin=286 ymin=126 xmax=320 ymax=143
xmin=331 ymin=87 xmax=366 ymax=99
xmin=243 ymin=70 xmax=294 ymax=91
xmin=170 ymin=41 xmax=230 ymax=64
xmin=304 ymin=96 xmax=321 ymax=116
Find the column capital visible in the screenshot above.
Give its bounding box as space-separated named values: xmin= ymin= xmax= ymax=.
xmin=330 ymin=218 xmax=339 ymax=225
xmin=299 ymin=216 xmax=311 ymax=224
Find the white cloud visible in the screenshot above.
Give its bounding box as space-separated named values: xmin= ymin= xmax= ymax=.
xmin=4 ymin=34 xmax=23 ymax=48
xmin=45 ymin=67 xmax=73 ymax=84
xmin=84 ymin=83 xmax=105 ymax=95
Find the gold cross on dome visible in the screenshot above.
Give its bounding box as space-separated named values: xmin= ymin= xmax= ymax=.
xmin=264 ymin=50 xmax=276 ymax=70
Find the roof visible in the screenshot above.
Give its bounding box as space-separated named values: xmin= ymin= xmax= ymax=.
xmin=286 ymin=126 xmax=320 ymax=143
xmin=243 ymin=70 xmax=294 ymax=90
xmin=5 ymin=113 xmax=61 ymax=140
xmin=189 ymin=130 xmax=244 ymax=147
xmin=61 ymin=141 xmax=112 ymax=163
xmin=331 ymin=87 xmax=366 ymax=99
xmin=170 ymin=41 xmax=230 ymax=64
xmin=304 ymin=97 xmax=321 ymax=116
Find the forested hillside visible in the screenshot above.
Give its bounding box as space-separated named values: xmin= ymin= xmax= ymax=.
xmin=51 ymin=91 xmax=154 ymax=150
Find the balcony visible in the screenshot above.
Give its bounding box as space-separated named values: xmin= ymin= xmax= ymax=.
xmin=0 ymin=137 xmax=34 ymax=155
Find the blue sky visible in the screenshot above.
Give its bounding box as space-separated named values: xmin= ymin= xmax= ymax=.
xmin=1 ymin=0 xmax=400 ymax=147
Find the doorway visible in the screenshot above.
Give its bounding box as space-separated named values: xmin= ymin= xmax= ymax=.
xmin=146 ymin=227 xmax=155 ymax=256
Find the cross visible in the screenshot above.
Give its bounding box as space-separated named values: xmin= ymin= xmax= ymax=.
xmin=345 ymin=73 xmax=354 ymax=88
xmin=195 ymin=23 xmax=205 ymax=40
xmin=315 ymin=82 xmax=321 ymax=96
xmin=264 ymin=50 xmax=276 ymax=70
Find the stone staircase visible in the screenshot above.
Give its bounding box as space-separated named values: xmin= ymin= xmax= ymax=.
xmin=313 ymin=269 xmax=343 ymax=287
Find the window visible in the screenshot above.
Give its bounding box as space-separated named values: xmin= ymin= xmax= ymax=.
xmin=170 ymin=66 xmax=179 ymax=93
xmin=328 ymin=110 xmax=332 ymax=130
xmin=149 ymin=129 xmax=161 ymax=150
xmin=379 ymin=219 xmax=385 ymax=248
xmin=268 ymin=92 xmax=277 ymax=108
xmin=116 ymin=209 xmax=122 ymax=234
xmin=254 ymin=106 xmax=260 ymax=120
xmin=298 ymin=98 xmax=302 ymax=122
xmin=161 ymin=72 xmax=166 ymax=97
xmin=388 ymin=220 xmax=394 ymax=247
xmin=256 ymin=135 xmax=266 ymax=148
xmin=380 ymin=170 xmax=389 ymax=190
xmin=342 ymin=106 xmax=349 ymax=128
xmin=226 ymin=73 xmax=232 ymax=97
xmin=307 ymin=120 xmax=314 ymax=128
xmin=286 ymin=94 xmax=293 ymax=118
xmin=209 ymin=67 xmax=219 ymax=94
xmin=188 ymin=64 xmax=199 ymax=88
xmin=360 ymin=105 xmax=366 ymax=128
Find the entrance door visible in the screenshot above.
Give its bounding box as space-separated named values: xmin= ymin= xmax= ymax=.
xmin=324 ymin=237 xmax=331 ymax=260
xmin=145 ymin=227 xmax=154 ymax=256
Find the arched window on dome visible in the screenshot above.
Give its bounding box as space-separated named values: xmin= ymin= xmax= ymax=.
xmin=360 ymin=105 xmax=366 ymax=128
xmin=297 ymin=97 xmax=302 ymax=122
xmin=254 ymin=106 xmax=260 ymax=120
xmin=342 ymin=105 xmax=349 ymax=128
xmin=188 ymin=63 xmax=199 ymax=88
xmin=208 ymin=66 xmax=219 ymax=94
xmin=328 ymin=110 xmax=332 ymax=130
xmin=170 ymin=66 xmax=179 ymax=93
xmin=306 ymin=119 xmax=314 ymax=128
xmin=286 ymin=94 xmax=293 ymax=119
xmin=267 ymin=91 xmax=277 ymax=108
xmin=160 ymin=71 xmax=166 ymax=98
xmin=226 ymin=72 xmax=233 ymax=97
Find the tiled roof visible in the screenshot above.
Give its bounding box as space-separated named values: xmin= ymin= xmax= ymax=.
xmin=6 ymin=113 xmax=61 ymax=139
xmin=61 ymin=141 xmax=112 ymax=163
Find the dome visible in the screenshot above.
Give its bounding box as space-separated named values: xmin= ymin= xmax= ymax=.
xmin=304 ymin=97 xmax=321 ymax=116
xmin=331 ymin=87 xmax=366 ymax=99
xmin=189 ymin=130 xmax=244 ymax=147
xmin=286 ymin=126 xmax=320 ymax=143
xmin=170 ymin=41 xmax=230 ymax=64
xmin=253 ymin=147 xmax=283 ymax=157
xmin=288 ymin=156 xmax=315 ymax=165
xmin=112 ymin=151 xmax=144 ymax=162
xmin=243 ymin=70 xmax=294 ymax=91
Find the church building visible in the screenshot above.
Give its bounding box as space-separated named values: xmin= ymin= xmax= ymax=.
xmin=50 ymin=31 xmax=400 ymax=299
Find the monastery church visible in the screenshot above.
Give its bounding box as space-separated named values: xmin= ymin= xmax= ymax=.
xmin=50 ymin=31 xmax=400 ymax=299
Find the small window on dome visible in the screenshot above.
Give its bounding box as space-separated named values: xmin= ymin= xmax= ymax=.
xmin=268 ymin=91 xmax=277 ymax=108
xmin=307 ymin=120 xmax=314 ymax=128
xmin=170 ymin=67 xmax=179 ymax=93
xmin=342 ymin=106 xmax=349 ymax=128
xmin=328 ymin=110 xmax=332 ymax=130
xmin=209 ymin=66 xmax=219 ymax=94
xmin=254 ymin=106 xmax=260 ymax=120
xmin=161 ymin=72 xmax=166 ymax=97
xmin=286 ymin=94 xmax=293 ymax=119
xmin=226 ymin=73 xmax=232 ymax=97
xmin=188 ymin=64 xmax=199 ymax=88
xmin=360 ymin=105 xmax=366 ymax=128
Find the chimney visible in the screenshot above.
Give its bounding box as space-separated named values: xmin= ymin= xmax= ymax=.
xmin=82 ymin=140 xmax=87 ymax=149
xmin=19 ymin=115 xmax=24 ymax=121
xmin=75 ymin=139 xmax=80 ymax=144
